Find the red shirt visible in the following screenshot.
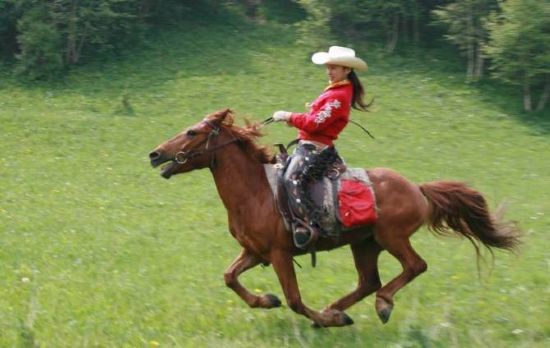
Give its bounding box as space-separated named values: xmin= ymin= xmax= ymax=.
xmin=288 ymin=80 xmax=352 ymax=146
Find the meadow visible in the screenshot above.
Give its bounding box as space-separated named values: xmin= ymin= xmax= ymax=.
xmin=1 ymin=18 xmax=549 ymax=347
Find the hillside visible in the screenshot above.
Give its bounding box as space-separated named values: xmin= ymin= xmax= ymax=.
xmin=1 ymin=19 xmax=549 ymax=347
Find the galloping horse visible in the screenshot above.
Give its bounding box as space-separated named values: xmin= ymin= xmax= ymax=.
xmin=149 ymin=109 xmax=520 ymax=328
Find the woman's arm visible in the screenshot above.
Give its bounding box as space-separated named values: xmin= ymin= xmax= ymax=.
xmin=289 ymin=97 xmax=347 ymax=133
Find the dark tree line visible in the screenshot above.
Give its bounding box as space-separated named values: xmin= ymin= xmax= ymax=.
xmin=0 ymin=0 xmax=547 ymax=111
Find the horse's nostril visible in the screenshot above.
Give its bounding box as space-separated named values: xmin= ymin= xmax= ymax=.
xmin=149 ymin=151 xmax=161 ymax=160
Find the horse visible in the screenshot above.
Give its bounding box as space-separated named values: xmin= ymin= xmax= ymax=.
xmin=148 ymin=109 xmax=520 ymax=328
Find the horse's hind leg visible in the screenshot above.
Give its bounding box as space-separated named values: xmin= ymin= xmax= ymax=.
xmin=224 ymin=248 xmax=281 ymax=309
xmin=323 ymin=239 xmax=383 ymax=312
xmin=374 ymin=232 xmax=427 ymax=324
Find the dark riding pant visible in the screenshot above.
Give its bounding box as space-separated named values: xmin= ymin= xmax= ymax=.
xmin=283 ymin=142 xmax=340 ymax=235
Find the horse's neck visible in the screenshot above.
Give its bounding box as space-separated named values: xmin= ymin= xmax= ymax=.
xmin=210 ymin=145 xmax=271 ymax=213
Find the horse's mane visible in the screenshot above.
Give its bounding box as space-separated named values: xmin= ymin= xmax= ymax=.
xmin=216 ymin=111 xmax=276 ymax=164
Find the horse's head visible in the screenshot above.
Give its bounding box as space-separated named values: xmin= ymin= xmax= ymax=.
xmin=149 ymin=108 xmax=234 ymax=179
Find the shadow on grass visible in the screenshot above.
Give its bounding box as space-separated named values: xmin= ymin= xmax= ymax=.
xmin=473 ymin=80 xmax=550 ymax=135
xmin=228 ymin=314 xmax=444 ymax=347
xmin=366 ymin=43 xmax=550 ymax=136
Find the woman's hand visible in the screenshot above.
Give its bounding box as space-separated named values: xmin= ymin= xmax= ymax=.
xmin=272 ymin=111 xmax=291 ymax=122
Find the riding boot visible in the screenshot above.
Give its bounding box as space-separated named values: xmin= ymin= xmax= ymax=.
xmin=291 ymin=182 xmax=324 ymax=249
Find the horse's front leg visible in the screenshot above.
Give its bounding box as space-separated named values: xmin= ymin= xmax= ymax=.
xmin=270 ymin=248 xmax=354 ymax=327
xmin=224 ymin=248 xmax=281 ymax=309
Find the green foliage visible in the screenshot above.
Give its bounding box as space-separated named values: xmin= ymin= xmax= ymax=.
xmin=295 ymin=0 xmax=333 ymax=48
xmin=6 ymin=0 xmax=147 ymax=78
xmin=1 ymin=0 xmax=545 ymax=112
xmin=146 ymin=0 xmax=222 ymax=25
xmin=0 ymin=0 xmax=19 ymax=56
xmin=58 ymin=0 xmax=143 ymax=61
xmin=2 ymin=0 xmax=227 ymax=78
xmin=432 ymin=0 xmax=495 ymax=49
xmin=485 ymin=0 xmax=550 ymax=89
xmin=258 ymin=0 xmax=307 ymax=24
xmin=297 ymin=0 xmax=450 ymax=52
xmin=483 ymin=0 xmax=550 ymax=112
xmin=326 ymin=0 xmax=408 ymax=34
xmin=432 ymin=0 xmax=498 ymax=79
xmin=1 ymin=18 xmax=549 ymax=346
xmin=15 ymin=2 xmax=64 ymax=79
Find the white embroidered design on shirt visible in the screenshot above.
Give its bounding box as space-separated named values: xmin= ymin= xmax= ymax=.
xmin=314 ymin=99 xmax=341 ymax=125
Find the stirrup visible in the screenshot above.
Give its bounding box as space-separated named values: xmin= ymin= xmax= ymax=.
xmin=293 ymin=225 xmax=319 ymax=249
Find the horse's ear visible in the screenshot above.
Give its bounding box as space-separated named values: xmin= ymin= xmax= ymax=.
xmin=208 ymin=108 xmax=234 ymax=126
xmin=204 ymin=108 xmax=234 ymax=127
xmin=212 ymin=108 xmax=232 ymax=121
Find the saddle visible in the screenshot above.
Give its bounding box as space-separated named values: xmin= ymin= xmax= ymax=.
xmin=265 ymin=144 xmax=378 ymax=246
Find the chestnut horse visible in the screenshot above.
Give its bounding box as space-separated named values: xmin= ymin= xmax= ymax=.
xmin=149 ymin=109 xmax=520 ymax=328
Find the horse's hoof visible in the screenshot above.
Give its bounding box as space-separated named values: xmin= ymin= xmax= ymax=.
xmin=342 ymin=312 xmax=354 ymax=326
xmin=311 ymin=310 xmax=354 ymax=328
xmin=375 ymin=298 xmax=393 ymax=324
xmin=377 ymin=307 xmax=392 ymax=324
xmin=264 ymin=293 xmax=281 ymax=308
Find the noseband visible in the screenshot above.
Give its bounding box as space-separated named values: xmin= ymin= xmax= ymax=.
xmin=174 ymin=119 xmax=238 ymax=170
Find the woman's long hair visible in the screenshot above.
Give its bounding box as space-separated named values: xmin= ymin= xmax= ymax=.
xmin=348 ymin=70 xmax=372 ymax=111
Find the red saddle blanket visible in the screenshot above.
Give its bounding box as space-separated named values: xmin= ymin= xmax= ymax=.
xmin=338 ymin=179 xmax=377 ymax=228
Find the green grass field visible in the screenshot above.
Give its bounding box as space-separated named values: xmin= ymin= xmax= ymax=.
xmin=1 ymin=18 xmax=549 ymax=347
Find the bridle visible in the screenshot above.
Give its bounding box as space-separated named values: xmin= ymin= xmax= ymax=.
xmin=174 ymin=119 xmax=238 ymax=170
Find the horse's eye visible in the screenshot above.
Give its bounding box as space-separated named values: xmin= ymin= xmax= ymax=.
xmin=186 ymin=129 xmax=197 ymax=137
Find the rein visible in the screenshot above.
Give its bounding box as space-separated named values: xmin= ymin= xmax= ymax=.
xmin=174 ymin=119 xmax=238 ymax=169
xmin=261 ymin=116 xmax=375 ymax=139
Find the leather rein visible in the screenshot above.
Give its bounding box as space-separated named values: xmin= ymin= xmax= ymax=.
xmin=174 ymin=119 xmax=238 ymax=170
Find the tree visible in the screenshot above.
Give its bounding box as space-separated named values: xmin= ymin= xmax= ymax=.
xmin=433 ymin=0 xmax=498 ymax=80
xmin=296 ymin=0 xmax=333 ymax=48
xmin=15 ymin=2 xmax=64 ymax=78
xmin=5 ymin=0 xmax=146 ymax=77
xmin=322 ymin=0 xmax=409 ymax=52
xmin=298 ymin=0 xmax=451 ymax=52
xmin=47 ymin=0 xmax=143 ymax=65
xmin=2 ymin=0 xmax=232 ymax=78
xmin=485 ymin=0 xmax=550 ymax=112
xmin=0 ymin=0 xmax=20 ymax=56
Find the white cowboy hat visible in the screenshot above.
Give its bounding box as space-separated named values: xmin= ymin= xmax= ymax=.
xmin=311 ymin=46 xmax=368 ymax=71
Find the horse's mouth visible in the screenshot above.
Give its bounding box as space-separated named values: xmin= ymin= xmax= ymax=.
xmin=159 ymin=161 xmax=177 ymax=179
xmin=150 ymin=157 xmax=177 ymax=179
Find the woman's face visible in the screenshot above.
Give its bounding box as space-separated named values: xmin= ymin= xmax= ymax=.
xmin=326 ymin=64 xmax=351 ymax=84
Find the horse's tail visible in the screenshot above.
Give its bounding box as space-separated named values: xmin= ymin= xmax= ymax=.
xmin=419 ymin=181 xmax=521 ymax=257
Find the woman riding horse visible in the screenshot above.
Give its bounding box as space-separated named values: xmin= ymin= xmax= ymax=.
xmin=149 ymin=109 xmax=520 ymax=327
xmin=272 ymin=46 xmax=372 ymax=249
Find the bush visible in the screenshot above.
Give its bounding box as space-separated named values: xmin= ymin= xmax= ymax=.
xmin=15 ymin=5 xmax=63 ymax=79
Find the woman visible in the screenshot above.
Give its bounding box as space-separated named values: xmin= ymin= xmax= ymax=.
xmin=272 ymin=45 xmax=371 ymax=249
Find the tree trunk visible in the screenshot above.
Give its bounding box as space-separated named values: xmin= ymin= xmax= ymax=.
xmin=466 ymin=43 xmax=474 ymax=79
xmin=75 ymin=30 xmax=87 ymax=64
xmin=66 ymin=36 xmax=77 ymax=64
xmin=536 ymin=81 xmax=550 ymax=111
xmin=466 ymin=14 xmax=474 ymax=79
xmin=523 ymin=78 xmax=532 ymax=112
xmin=386 ymin=13 xmax=399 ymax=53
xmin=65 ymin=0 xmax=78 ymax=64
xmin=241 ymin=0 xmax=262 ymax=21
xmin=413 ymin=3 xmax=420 ymax=43
xmin=401 ymin=14 xmax=408 ymax=42
xmin=473 ymin=43 xmax=484 ymax=80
